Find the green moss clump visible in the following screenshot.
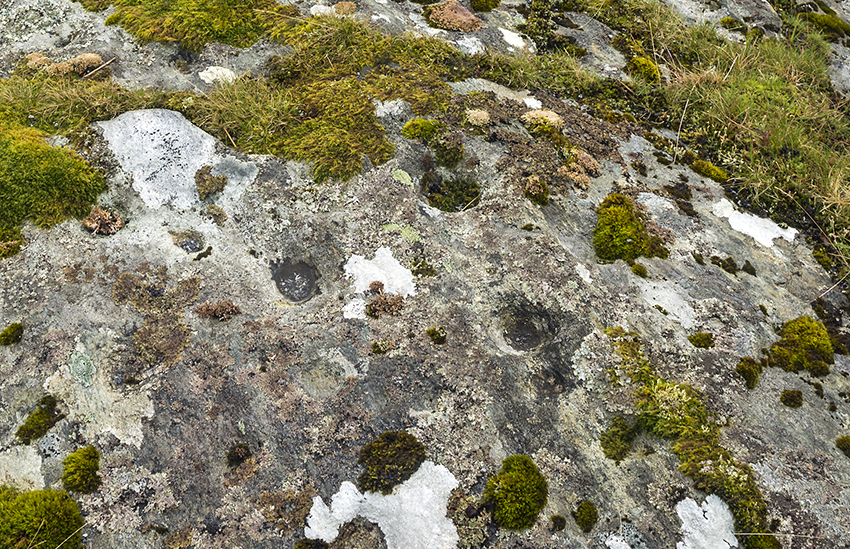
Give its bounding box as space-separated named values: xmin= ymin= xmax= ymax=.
xmin=812 ymin=244 xmax=832 ymax=270
xmin=572 ymin=500 xmax=598 ymax=533
xmin=736 ymin=357 xmax=763 ymax=390
xmin=625 ymin=56 xmax=661 ymax=84
xmin=15 ymin=395 xmax=65 ymax=444
xmin=692 ymin=252 xmax=705 ymax=265
xmin=357 ymin=431 xmax=426 ymax=495
xmin=0 ymin=122 xmax=106 ymax=259
xmin=433 ymin=132 xmax=464 ymax=169
xmin=62 ymin=446 xmax=102 ymax=494
xmin=425 ymin=177 xmax=480 ymax=212
xmin=711 ymin=255 xmax=739 ymax=274
xmin=523 ymin=175 xmax=550 ymax=206
xmin=471 ymin=0 xmax=500 ymax=11
xmin=0 ymin=487 xmax=84 ymax=549
xmin=600 ymin=415 xmax=637 ymax=463
xmin=294 ymin=540 xmax=328 ymax=549
xmin=593 ymin=193 xmax=668 ymax=264
xmin=837 ymin=435 xmax=850 ymax=458
xmin=195 ymin=165 xmax=227 ymax=200
xmin=550 ymin=514 xmax=567 ymax=531
xmin=719 ymin=16 xmax=747 ymax=32
xmin=83 ymin=0 xmax=298 ymax=53
xmin=688 ymin=332 xmax=715 ymax=348
xmin=0 ymin=322 xmax=23 ymax=345
xmin=690 ymin=159 xmax=728 ymax=183
xmin=780 ymin=389 xmax=803 ymax=408
xmin=742 ymin=260 xmax=756 ymax=276
xmin=630 ymin=263 xmax=648 ymax=278
xmin=800 ymin=12 xmax=850 ymax=42
xmin=768 ymin=316 xmax=833 ymax=376
xmin=483 ymin=455 xmax=548 ymax=530
xmin=402 ymin=118 xmax=444 ymax=141
xmin=226 ymin=443 xmax=252 ymax=468
xmin=426 ymin=326 xmax=447 ymax=344
xmin=371 ymin=341 xmax=393 ymax=354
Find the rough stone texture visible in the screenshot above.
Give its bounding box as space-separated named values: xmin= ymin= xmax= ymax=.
xmin=1 ymin=1 xmax=850 ymax=549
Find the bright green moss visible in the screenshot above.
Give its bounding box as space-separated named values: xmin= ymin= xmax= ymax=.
xmin=62 ymin=446 xmax=102 ymax=494
xmin=471 ymin=0 xmax=500 ymax=11
xmin=736 ymin=357 xmax=762 ymax=390
xmin=780 ymin=389 xmax=803 ymax=408
xmin=625 ymin=56 xmax=661 ymax=83
xmin=0 ymin=322 xmax=23 ymax=345
xmin=484 ymin=455 xmax=548 ymax=530
xmin=630 ymin=263 xmax=647 ymax=277
xmin=402 ymin=118 xmax=444 ymax=141
xmin=593 ymin=193 xmax=668 ymax=264
xmin=813 ymin=244 xmax=832 ymax=270
xmin=15 ymin=395 xmax=65 ymax=444
xmin=837 ymin=435 xmax=850 ymax=458
xmin=357 ymin=431 xmax=426 ymax=495
xmin=0 ymin=122 xmax=106 ymax=259
xmin=690 ymin=159 xmax=728 ymax=183
xmin=0 ymin=487 xmax=84 ymax=549
xmin=80 ymin=0 xmax=298 ymax=53
xmin=688 ymin=332 xmax=715 ymax=349
xmin=800 ymin=12 xmax=850 ymax=42
xmin=719 ymin=16 xmax=747 ymax=32
xmin=572 ymin=500 xmax=598 ymax=533
xmin=768 ymin=316 xmax=833 ymax=376
xmin=599 ymin=415 xmax=637 ymax=463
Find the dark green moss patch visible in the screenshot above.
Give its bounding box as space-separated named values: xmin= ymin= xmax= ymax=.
xmin=837 ymin=435 xmax=850 ymax=458
xmin=226 ymin=443 xmax=252 ymax=468
xmin=523 ymin=175 xmax=550 ymax=206
xmin=767 ymin=316 xmax=833 ymax=376
xmin=710 ymin=255 xmax=738 ymax=274
xmin=0 ymin=122 xmax=106 ymax=259
xmin=0 ymin=486 xmax=84 ymax=549
xmin=0 ymin=322 xmax=23 ymax=345
xmin=358 ymin=431 xmax=426 ymax=495
xmin=593 ymin=193 xmax=668 ymax=264
xmin=688 ymin=332 xmax=715 ymax=348
xmin=631 ymin=263 xmax=648 ymax=277
xmin=195 ymin=165 xmax=227 ymax=201
xmin=371 ymin=341 xmax=393 ymax=354
xmin=410 ymin=257 xmax=438 ymax=277
xmin=719 ymin=16 xmax=747 ymax=32
xmin=426 ymin=326 xmax=447 ymax=344
xmin=62 ymin=446 xmax=102 ymax=494
xmin=626 ymin=56 xmax=661 ymax=83
xmin=15 ymin=395 xmax=65 ymax=444
xmin=736 ymin=357 xmax=763 ymax=390
xmin=812 ymin=244 xmax=832 ymax=270
xmin=780 ymin=389 xmax=803 ymax=408
xmin=471 ymin=0 xmax=500 ymax=11
xmin=483 ymin=455 xmax=548 ymax=531
xmin=294 ymin=540 xmax=329 ymax=549
xmin=692 ymin=252 xmax=705 ymax=265
xmin=550 ymin=514 xmax=567 ymax=531
xmin=572 ymin=500 xmax=598 ymax=533
xmin=600 ymin=415 xmax=638 ymax=463
xmin=742 ymin=260 xmax=756 ymax=276
xmin=424 ymin=176 xmax=480 ymax=212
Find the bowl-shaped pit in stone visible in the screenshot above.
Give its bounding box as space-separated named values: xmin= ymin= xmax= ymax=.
xmin=270 ymin=258 xmax=319 ymax=303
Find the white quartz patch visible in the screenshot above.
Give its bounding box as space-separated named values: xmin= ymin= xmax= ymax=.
xmin=499 ymin=27 xmax=525 ymax=49
xmin=676 ymin=495 xmax=738 ymax=549
xmin=310 ymin=4 xmax=334 ymax=15
xmin=305 ymin=461 xmax=459 ymax=549
xmin=344 ymin=247 xmax=416 ymax=296
xmin=711 ymin=198 xmax=797 ymax=248
xmin=523 ymin=97 xmax=542 ymax=109
xmin=575 ymin=264 xmax=592 ymax=284
xmin=455 ymin=36 xmax=484 ymax=55
xmin=98 ymin=109 xmax=257 ymax=210
xmin=637 ymin=279 xmax=696 ymax=329
xmin=198 ymin=66 xmax=236 ymax=85
xmin=606 ymin=535 xmax=633 ymax=549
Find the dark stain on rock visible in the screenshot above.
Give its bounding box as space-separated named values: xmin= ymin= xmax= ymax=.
xmin=270 ymin=258 xmax=319 ymax=303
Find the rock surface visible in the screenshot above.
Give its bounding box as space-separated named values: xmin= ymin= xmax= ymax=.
xmin=1 ymin=1 xmax=850 ymax=549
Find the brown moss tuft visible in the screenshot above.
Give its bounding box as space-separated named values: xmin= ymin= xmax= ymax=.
xmin=195 ymin=300 xmax=242 ymax=321
xmin=82 ymin=206 xmax=124 ymax=235
xmin=425 ymin=0 xmax=483 ymax=31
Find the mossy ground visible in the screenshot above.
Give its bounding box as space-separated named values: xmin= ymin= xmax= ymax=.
xmin=357 ymin=431 xmax=426 ymax=494
xmin=0 ymin=486 xmax=84 ymax=549
xmin=483 ymin=455 xmax=548 ymax=531
xmin=604 ymin=328 xmax=780 ymax=549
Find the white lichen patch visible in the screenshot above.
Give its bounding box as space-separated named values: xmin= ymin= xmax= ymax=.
xmin=198 ymin=66 xmax=236 ymax=85
xmin=637 ymin=279 xmax=696 ymax=329
xmin=97 ymin=109 xmax=257 ymax=210
xmin=344 ymin=247 xmax=416 ymax=296
xmin=343 ymin=297 xmax=367 ymax=319
xmin=304 ymin=461 xmax=459 ymax=549
xmin=575 ymin=263 xmax=593 ymax=284
xmin=0 ymin=445 xmax=44 ymax=490
xmin=711 ymin=198 xmax=797 ymax=248
xmin=676 ymin=495 xmax=738 ymax=549
xmin=455 ymin=35 xmax=484 ymax=55
xmin=523 ymin=97 xmax=543 ymax=109
xmin=499 ymin=27 xmax=526 ymax=49
xmin=44 ymin=360 xmax=154 ymax=447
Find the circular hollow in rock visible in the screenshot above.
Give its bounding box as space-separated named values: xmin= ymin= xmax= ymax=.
xmin=270 ymin=258 xmax=319 ymax=303
xmin=500 ymin=304 xmax=556 ymax=352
